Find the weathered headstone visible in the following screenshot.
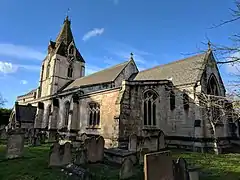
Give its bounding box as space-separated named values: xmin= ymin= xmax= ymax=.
xmin=158 ymin=131 xmax=165 ymax=150
xmin=6 ymin=129 xmax=25 ymax=159
xmin=49 ymin=142 xmax=61 ymax=167
xmin=128 ymin=134 xmax=137 ymax=152
xmin=174 ymin=158 xmax=189 ymax=180
xmin=143 ymin=137 xmax=151 ymax=149
xmin=81 ymin=133 xmax=88 ymax=142
xmin=74 ymin=148 xmax=87 ymax=165
xmin=96 ymin=136 xmax=105 ymax=162
xmin=62 ymin=142 xmax=72 ymax=165
xmin=119 ymin=158 xmax=134 ymax=179
xmin=144 ymin=151 xmax=174 ymax=180
xmin=85 ymin=137 xmax=97 ymax=163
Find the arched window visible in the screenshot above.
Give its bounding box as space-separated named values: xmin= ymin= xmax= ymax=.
xmin=69 ymin=45 xmax=74 ymax=55
xmin=183 ymin=93 xmax=189 ymax=110
xmin=207 ymin=74 xmax=219 ymax=96
xmin=170 ymin=90 xmax=175 ymax=110
xmin=207 ymin=74 xmax=220 ymax=121
xmin=89 ymin=102 xmax=100 ymax=126
xmin=46 ymin=64 xmax=50 ymax=78
xmin=143 ymin=90 xmax=158 ymax=126
xmin=67 ymin=64 xmax=73 ymax=78
xmin=64 ymin=101 xmax=70 ymax=127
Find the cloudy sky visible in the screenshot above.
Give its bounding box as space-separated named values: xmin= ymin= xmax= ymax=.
xmin=0 ymin=0 xmax=239 ymax=108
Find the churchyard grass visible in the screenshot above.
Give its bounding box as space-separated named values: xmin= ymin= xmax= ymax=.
xmin=172 ymin=150 xmax=240 ymax=180
xmin=0 ymin=144 xmax=240 ymax=180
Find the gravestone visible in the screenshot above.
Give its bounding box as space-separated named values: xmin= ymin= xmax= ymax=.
xmin=119 ymin=158 xmax=134 ymax=179
xmin=144 ymin=151 xmax=174 ymax=180
xmin=49 ymin=142 xmax=62 ymax=167
xmin=128 ymin=134 xmax=137 ymax=152
xmin=85 ymin=137 xmax=97 ymax=163
xmin=62 ymin=142 xmax=72 ymax=165
xmin=158 ymin=131 xmax=165 ymax=150
xmin=81 ymin=133 xmax=88 ymax=142
xmin=96 ymin=136 xmax=105 ymax=162
xmin=6 ymin=129 xmax=25 ymax=159
xmin=74 ymin=148 xmax=87 ymax=165
xmin=174 ymin=158 xmax=189 ymax=180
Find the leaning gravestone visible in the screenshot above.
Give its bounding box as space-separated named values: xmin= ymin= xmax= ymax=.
xmin=119 ymin=157 xmax=134 ymax=179
xmin=49 ymin=142 xmax=62 ymax=167
xmin=6 ymin=129 xmax=25 ymax=159
xmin=144 ymin=151 xmax=174 ymax=180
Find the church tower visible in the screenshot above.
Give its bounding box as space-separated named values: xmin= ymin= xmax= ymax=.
xmin=37 ymin=16 xmax=85 ymax=98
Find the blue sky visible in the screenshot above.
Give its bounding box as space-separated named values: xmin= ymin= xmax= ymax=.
xmin=0 ymin=0 xmax=239 ymax=108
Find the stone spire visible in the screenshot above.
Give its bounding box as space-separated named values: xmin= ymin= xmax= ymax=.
xmin=55 ymin=16 xmax=74 ymax=47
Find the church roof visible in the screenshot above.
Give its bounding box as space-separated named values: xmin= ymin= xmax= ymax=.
xmin=49 ymin=16 xmax=85 ymax=62
xmin=64 ymin=61 xmax=130 ymax=90
xmin=134 ymin=51 xmax=211 ymax=86
xmin=55 ymin=16 xmax=74 ymax=47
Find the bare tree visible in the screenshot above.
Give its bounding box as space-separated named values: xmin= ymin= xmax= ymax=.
xmin=0 ymin=93 xmax=6 ymax=108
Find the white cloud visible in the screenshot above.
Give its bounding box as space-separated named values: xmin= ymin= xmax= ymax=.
xmin=0 ymin=43 xmax=45 ymax=60
xmin=20 ymin=80 xmax=28 ymax=85
xmin=82 ymin=28 xmax=105 ymax=41
xmin=0 ymin=62 xmax=18 ymax=74
xmin=0 ymin=61 xmax=40 ymax=74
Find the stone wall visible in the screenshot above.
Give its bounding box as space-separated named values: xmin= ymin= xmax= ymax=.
xmin=117 ymin=80 xmax=173 ymax=141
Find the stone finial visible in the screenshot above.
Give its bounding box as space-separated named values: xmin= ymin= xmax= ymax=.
xmin=207 ymin=40 xmax=212 ymax=51
xmin=130 ymin=52 xmax=134 ymax=60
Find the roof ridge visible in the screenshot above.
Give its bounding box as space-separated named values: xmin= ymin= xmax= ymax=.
xmin=80 ymin=60 xmax=129 ymax=80
xmin=139 ymin=52 xmax=206 ymax=74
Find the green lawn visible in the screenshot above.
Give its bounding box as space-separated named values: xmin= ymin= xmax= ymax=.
xmin=0 ymin=145 xmax=240 ymax=180
xmin=172 ymin=150 xmax=240 ymax=180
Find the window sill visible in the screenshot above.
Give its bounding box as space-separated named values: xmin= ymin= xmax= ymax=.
xmin=142 ymin=127 xmax=160 ymax=131
xmin=86 ymin=126 xmax=101 ymax=130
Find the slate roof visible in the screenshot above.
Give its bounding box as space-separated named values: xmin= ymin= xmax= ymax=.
xmin=64 ymin=60 xmax=130 ymax=90
xmin=15 ymin=104 xmax=37 ymax=123
xmin=17 ymin=88 xmax=37 ymax=98
xmin=48 ymin=16 xmax=85 ymax=62
xmin=134 ymin=51 xmax=211 ymax=86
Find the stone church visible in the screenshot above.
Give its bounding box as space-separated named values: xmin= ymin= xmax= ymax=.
xmin=8 ymin=16 xmax=239 ymax=151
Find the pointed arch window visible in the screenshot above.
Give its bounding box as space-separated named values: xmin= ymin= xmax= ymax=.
xmin=46 ymin=64 xmax=50 ymax=78
xmin=67 ymin=64 xmax=73 ymax=78
xmin=69 ymin=45 xmax=74 ymax=55
xmin=88 ymin=102 xmax=100 ymax=127
xmin=170 ymin=90 xmax=175 ymax=110
xmin=143 ymin=90 xmax=158 ymax=126
xmin=207 ymin=74 xmax=220 ymax=121
xmin=64 ymin=101 xmax=70 ymax=127
xmin=207 ymin=74 xmax=219 ymax=96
